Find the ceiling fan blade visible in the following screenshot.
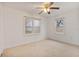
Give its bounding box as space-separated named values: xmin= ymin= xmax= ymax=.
xmin=50 ymin=7 xmax=60 ymax=9
xmin=38 ymin=10 xmax=43 ymax=14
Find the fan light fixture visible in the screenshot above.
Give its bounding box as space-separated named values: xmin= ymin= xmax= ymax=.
xmin=37 ymin=2 xmax=60 ymax=14
xmin=44 ymin=8 xmax=50 ymax=13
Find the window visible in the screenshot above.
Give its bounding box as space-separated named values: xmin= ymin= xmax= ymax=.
xmin=25 ymin=17 xmax=40 ymax=34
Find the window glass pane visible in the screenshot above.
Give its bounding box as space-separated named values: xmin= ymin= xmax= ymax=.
xmin=33 ymin=20 xmax=40 ymax=27
xmin=25 ymin=19 xmax=33 ymax=33
xmin=33 ymin=20 xmax=40 ymax=33
xmin=25 ymin=19 xmax=33 ymax=27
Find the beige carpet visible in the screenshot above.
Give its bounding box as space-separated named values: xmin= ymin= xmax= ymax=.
xmin=2 ymin=39 xmax=79 ymax=57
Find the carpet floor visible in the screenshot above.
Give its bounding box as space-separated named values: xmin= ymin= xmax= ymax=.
xmin=2 ymin=39 xmax=79 ymax=57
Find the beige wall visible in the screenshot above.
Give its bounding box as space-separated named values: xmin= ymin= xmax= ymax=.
xmin=4 ymin=6 xmax=47 ymax=48
xmin=0 ymin=3 xmax=4 ymax=54
xmin=0 ymin=3 xmax=47 ymax=53
xmin=47 ymin=2 xmax=79 ymax=45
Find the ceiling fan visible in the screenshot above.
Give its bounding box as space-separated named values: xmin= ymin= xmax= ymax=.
xmin=37 ymin=2 xmax=60 ymax=14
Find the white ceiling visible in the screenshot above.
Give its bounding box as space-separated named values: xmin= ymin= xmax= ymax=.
xmin=3 ymin=2 xmax=59 ymax=18
xmin=4 ymin=2 xmax=43 ymax=15
xmin=3 ymin=2 xmax=79 ymax=19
